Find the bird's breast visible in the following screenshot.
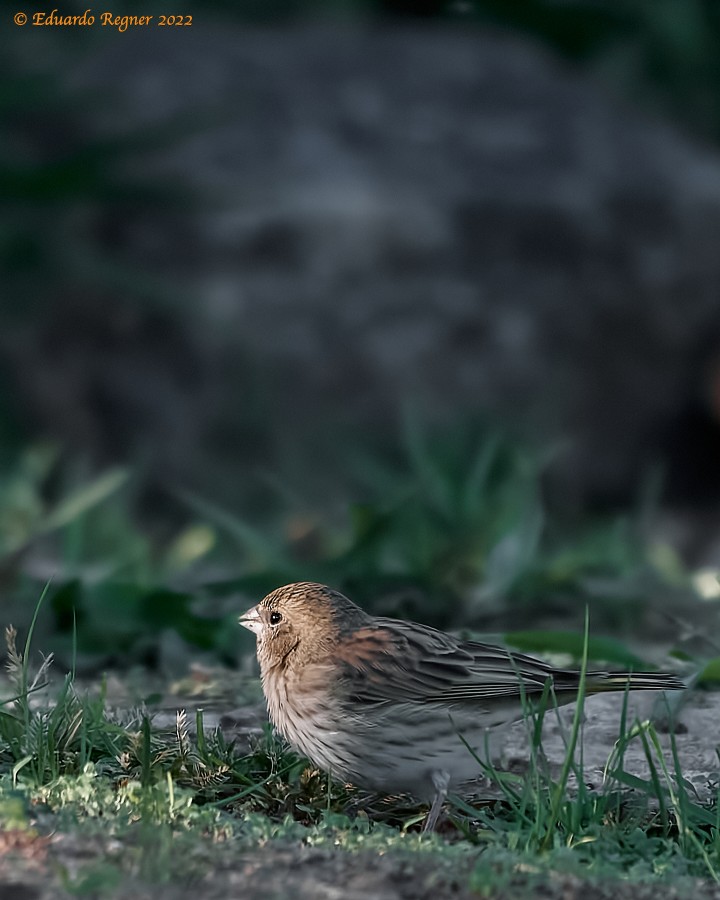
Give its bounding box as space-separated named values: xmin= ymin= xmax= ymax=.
xmin=261 ymin=660 xmax=358 ymax=781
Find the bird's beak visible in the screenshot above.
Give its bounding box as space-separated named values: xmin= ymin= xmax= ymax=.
xmin=239 ymin=605 xmax=262 ymax=635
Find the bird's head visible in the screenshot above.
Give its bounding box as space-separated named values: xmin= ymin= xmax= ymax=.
xmin=240 ymin=581 xmax=369 ymax=669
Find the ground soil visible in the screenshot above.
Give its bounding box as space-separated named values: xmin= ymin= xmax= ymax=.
xmin=2 ymin=680 xmax=718 ymax=899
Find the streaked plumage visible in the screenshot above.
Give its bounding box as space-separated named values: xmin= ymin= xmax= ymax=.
xmin=240 ymin=582 xmax=683 ymax=830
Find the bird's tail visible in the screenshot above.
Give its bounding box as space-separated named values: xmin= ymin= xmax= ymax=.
xmin=585 ymin=671 xmax=684 ymax=694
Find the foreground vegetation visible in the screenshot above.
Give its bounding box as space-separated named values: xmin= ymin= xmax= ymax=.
xmin=0 ymin=612 xmax=716 ymax=897
xmin=0 ymin=429 xmax=716 ymax=895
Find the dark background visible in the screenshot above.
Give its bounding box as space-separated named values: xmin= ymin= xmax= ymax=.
xmin=2 ymin=0 xmax=719 ymax=668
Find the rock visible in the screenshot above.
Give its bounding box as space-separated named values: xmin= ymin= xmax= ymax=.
xmin=5 ymin=23 xmax=720 ymax=507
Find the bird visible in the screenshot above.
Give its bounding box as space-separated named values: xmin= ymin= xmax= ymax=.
xmin=239 ymin=581 xmax=684 ymax=831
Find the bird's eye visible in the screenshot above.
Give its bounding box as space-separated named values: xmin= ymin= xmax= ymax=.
xmin=269 ymin=611 xmax=282 ymax=626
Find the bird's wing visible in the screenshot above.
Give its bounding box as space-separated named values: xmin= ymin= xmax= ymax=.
xmin=335 ymin=619 xmax=569 ymax=706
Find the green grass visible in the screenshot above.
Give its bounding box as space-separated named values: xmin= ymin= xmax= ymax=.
xmin=0 ymin=426 xmax=714 ymax=675
xmin=0 ymin=434 xmax=715 ymax=892
xmin=0 ymin=594 xmax=716 ymax=897
xmin=445 ymin=633 xmax=719 ymax=884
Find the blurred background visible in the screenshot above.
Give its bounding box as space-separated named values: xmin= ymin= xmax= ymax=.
xmin=1 ymin=0 xmax=720 ymax=674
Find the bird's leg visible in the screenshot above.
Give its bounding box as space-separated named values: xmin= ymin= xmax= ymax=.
xmin=423 ymin=770 xmax=450 ymax=833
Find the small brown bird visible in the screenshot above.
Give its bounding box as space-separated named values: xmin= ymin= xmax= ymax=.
xmin=240 ymin=582 xmax=683 ymax=831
